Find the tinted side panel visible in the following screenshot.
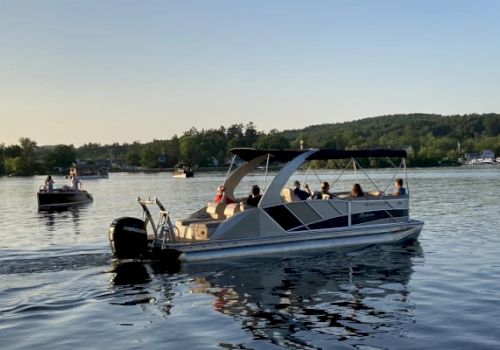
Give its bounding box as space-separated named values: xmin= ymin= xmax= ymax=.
xmin=390 ymin=209 xmax=409 ymax=218
xmin=308 ymin=216 xmax=348 ymax=230
xmin=264 ymin=205 xmax=303 ymax=231
xmin=352 ymin=211 xmax=389 ymax=225
xmin=351 ymin=209 xmax=408 ymax=225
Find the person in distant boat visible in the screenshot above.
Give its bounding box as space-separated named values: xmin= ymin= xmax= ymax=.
xmin=44 ymin=175 xmax=55 ymax=192
xmin=393 ymin=178 xmax=406 ymax=196
xmin=214 ymin=185 xmax=235 ymax=204
xmin=350 ymin=183 xmax=365 ymax=197
xmin=293 ymin=180 xmax=311 ymax=200
xmin=320 ymin=181 xmax=335 ymax=199
xmin=67 ymin=167 xmax=76 ymax=179
xmin=245 ymin=185 xmax=262 ymax=207
xmin=69 ymin=169 xmax=81 ymax=191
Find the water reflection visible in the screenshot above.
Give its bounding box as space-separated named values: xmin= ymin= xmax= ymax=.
xmin=109 ymin=242 xmax=422 ymax=348
xmin=187 ymin=243 xmax=422 ymax=348
xmin=110 ymin=261 xmax=151 ymax=286
xmin=108 ymin=261 xmax=156 ymax=308
xmin=37 ymin=204 xmax=91 ymax=233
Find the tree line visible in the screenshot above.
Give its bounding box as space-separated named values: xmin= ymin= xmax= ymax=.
xmin=1 ymin=114 xmax=499 ymax=176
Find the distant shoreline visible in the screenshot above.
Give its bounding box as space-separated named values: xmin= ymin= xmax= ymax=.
xmin=5 ymin=163 xmax=500 ymax=178
xmin=109 ymin=167 xmax=229 ymax=173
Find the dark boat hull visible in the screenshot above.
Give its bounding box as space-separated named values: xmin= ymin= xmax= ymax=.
xmin=37 ymin=190 xmax=93 ymax=209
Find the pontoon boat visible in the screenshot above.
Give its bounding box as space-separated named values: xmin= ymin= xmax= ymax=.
xmin=109 ymin=148 xmax=424 ymax=262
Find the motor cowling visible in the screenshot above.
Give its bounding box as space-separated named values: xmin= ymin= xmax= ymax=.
xmin=109 ymin=217 xmax=149 ymax=259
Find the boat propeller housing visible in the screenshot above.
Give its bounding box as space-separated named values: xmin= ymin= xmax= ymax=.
xmin=109 ymin=217 xmax=149 ymax=259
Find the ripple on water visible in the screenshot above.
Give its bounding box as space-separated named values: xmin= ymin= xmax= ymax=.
xmin=1 ymin=170 xmax=500 ymax=349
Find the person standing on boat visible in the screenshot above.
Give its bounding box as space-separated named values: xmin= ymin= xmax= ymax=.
xmin=69 ymin=169 xmax=81 ymax=191
xmin=44 ymin=175 xmax=55 ymax=192
xmin=293 ymin=180 xmax=311 ymax=200
xmin=245 ymin=185 xmax=262 ymax=207
xmin=393 ymin=178 xmax=406 ymax=196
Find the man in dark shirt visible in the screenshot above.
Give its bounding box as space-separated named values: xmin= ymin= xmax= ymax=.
xmin=293 ymin=180 xmax=311 ymax=200
xmin=246 ymin=185 xmax=262 ymax=206
xmin=393 ymin=178 xmax=407 ymax=196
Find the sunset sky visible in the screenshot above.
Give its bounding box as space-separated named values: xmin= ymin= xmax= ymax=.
xmin=1 ymin=0 xmax=499 ymax=146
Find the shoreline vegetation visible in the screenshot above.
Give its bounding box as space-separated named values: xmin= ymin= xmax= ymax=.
xmin=1 ymin=113 xmax=499 ymax=177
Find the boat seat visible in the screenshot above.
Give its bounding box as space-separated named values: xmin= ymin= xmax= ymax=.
xmin=175 ymin=219 xmax=222 ymax=240
xmin=224 ymin=203 xmax=243 ymax=218
xmin=281 ymin=188 xmax=298 ymax=203
xmin=189 ymin=221 xmax=222 ymax=240
xmin=206 ymin=202 xmax=227 ymax=220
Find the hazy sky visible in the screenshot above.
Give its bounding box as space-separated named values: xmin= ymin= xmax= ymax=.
xmin=1 ymin=0 xmax=499 ymax=146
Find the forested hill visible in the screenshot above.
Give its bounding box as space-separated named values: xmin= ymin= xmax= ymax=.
xmin=1 ymin=113 xmax=500 ymax=175
xmin=283 ymin=113 xmax=500 ymax=150
xmin=281 ymin=113 xmax=500 ymax=165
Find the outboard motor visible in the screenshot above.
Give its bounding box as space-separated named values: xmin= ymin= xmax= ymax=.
xmin=109 ymin=217 xmax=149 ymax=259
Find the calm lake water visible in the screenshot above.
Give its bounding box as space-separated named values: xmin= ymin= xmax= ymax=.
xmin=1 ymin=167 xmax=500 ymax=349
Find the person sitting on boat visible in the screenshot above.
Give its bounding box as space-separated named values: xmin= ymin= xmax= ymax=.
xmin=293 ymin=180 xmax=311 ymax=200
xmin=319 ymin=181 xmax=336 ymax=199
xmin=44 ymin=175 xmax=55 ymax=192
xmin=350 ymin=183 xmax=365 ymax=197
xmin=244 ymin=185 xmax=262 ymax=207
xmin=214 ymin=185 xmax=235 ymax=204
xmin=392 ymin=178 xmax=406 ymax=196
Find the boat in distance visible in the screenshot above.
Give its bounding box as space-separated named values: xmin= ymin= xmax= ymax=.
xmin=172 ymin=165 xmax=194 ymax=178
xmin=69 ymin=165 xmax=109 ymax=179
xmin=109 ymin=148 xmax=424 ymax=263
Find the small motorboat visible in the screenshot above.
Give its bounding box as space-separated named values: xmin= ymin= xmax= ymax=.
xmin=172 ymin=165 xmax=194 ymax=178
xmin=37 ymin=186 xmax=93 ymax=209
xmin=109 ymin=148 xmax=424 ymax=263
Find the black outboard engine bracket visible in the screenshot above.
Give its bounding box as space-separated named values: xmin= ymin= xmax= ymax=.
xmin=109 ymin=197 xmax=179 ymax=260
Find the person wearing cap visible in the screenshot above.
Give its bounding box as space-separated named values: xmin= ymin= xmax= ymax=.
xmin=320 ymin=181 xmax=335 ymax=199
xmin=293 ymin=180 xmax=311 ymax=200
xmin=245 ymin=184 xmax=262 ymax=207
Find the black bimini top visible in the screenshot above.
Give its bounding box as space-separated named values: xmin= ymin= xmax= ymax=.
xmin=230 ymin=148 xmax=407 ymax=162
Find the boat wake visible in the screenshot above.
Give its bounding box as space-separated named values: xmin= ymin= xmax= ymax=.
xmin=0 ymin=252 xmax=111 ymax=275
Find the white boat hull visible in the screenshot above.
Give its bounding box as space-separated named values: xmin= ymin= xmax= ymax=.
xmin=172 ymin=171 xmax=194 ymax=178
xmin=171 ymin=220 xmax=423 ymax=262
